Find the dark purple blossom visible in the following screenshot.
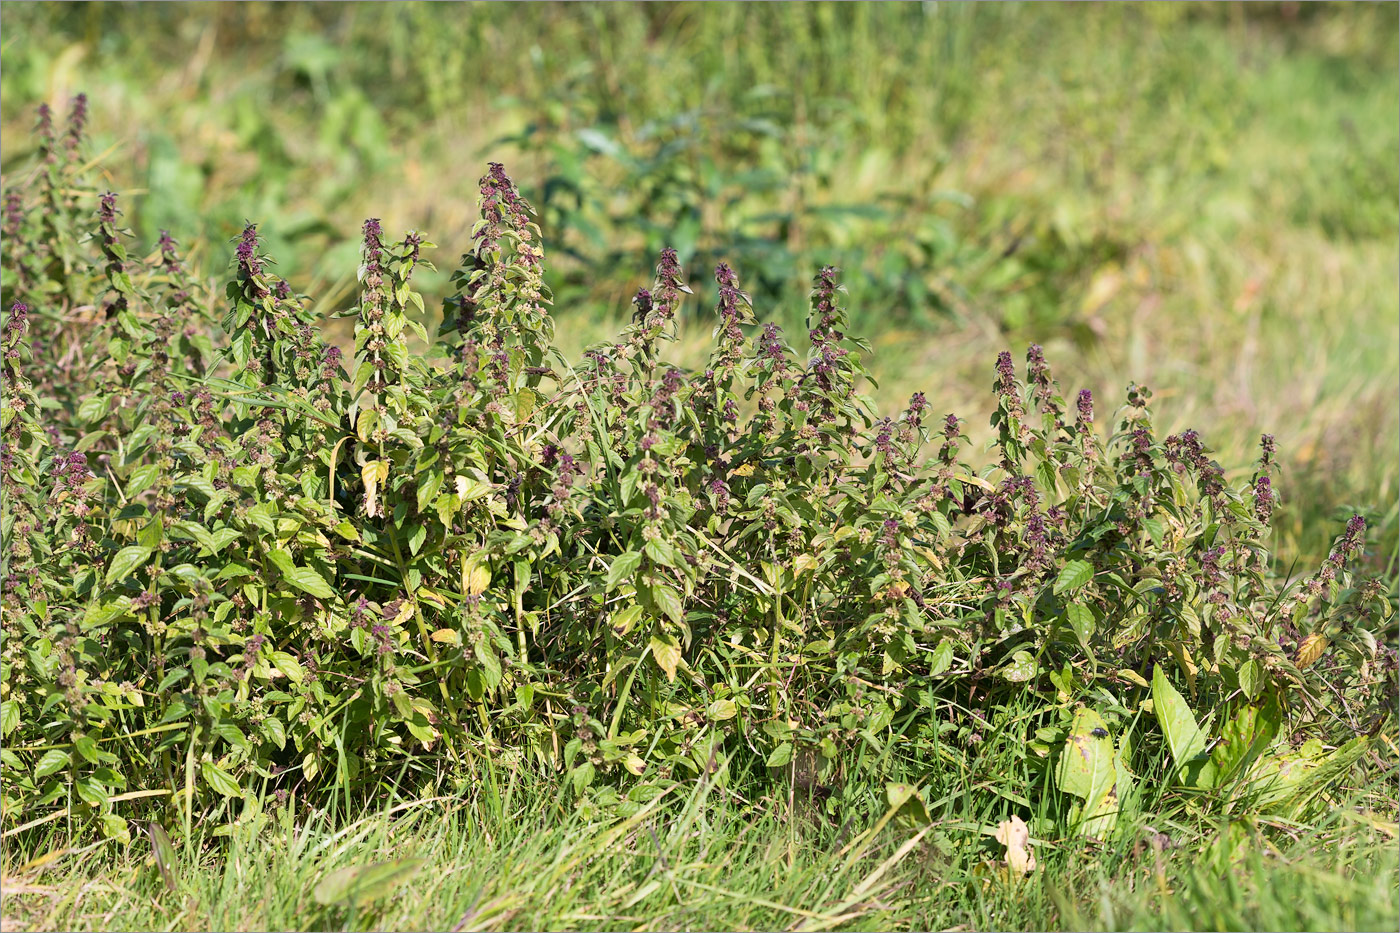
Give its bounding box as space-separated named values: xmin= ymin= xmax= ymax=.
xmin=1253 ymin=475 xmax=1275 ymax=525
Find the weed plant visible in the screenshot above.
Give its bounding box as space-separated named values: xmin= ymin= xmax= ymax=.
xmin=0 ymin=103 xmax=1394 ymax=858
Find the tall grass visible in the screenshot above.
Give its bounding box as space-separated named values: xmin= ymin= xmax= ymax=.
xmin=3 ymin=733 xmax=1395 ymax=932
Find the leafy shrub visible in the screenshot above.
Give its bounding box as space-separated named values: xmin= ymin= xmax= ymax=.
xmin=1 ymin=101 xmax=1393 ymax=844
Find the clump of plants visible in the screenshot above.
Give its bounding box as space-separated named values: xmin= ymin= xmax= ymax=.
xmin=1 ymin=100 xmax=1394 ymax=846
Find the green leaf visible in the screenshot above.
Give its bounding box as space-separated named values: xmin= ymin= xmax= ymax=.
xmin=1237 ymin=659 xmax=1264 ymax=701
xmin=266 ymin=547 xmax=296 ymax=577
xmin=1143 ymin=517 xmax=1165 ymax=546
xmin=415 ymin=470 xmax=444 ymax=514
xmin=126 ymin=462 xmax=163 ymax=495
xmin=605 ymin=550 xmax=642 ymax=592
xmin=610 ymin=604 xmax=644 ymax=636
xmin=1000 ymin=649 xmax=1037 ymax=682
xmin=1152 ymin=665 xmax=1208 ymax=785
xmin=0 ymin=699 xmax=18 ymax=737
xmin=1053 ymin=559 xmax=1094 ymax=595
xmin=74 ymin=776 xmax=108 ymax=808
xmin=201 ymin=761 xmax=242 ymax=797
xmin=262 ymin=715 xmax=287 ymax=751
xmin=244 ymin=502 xmax=276 ymax=534
xmin=282 ymin=565 xmax=335 ymax=599
xmin=34 ymin=749 xmax=69 ymax=780
xmin=77 ymin=394 xmax=109 ymax=424
xmin=651 ymin=584 xmax=685 ymax=626
xmin=766 ymin=742 xmax=793 ymax=768
xmin=106 ymin=545 xmax=153 ymax=585
xmin=885 ymin=782 xmax=931 ymax=825
xmin=148 ymin=823 xmax=178 ymax=892
xmin=475 ymin=642 xmax=503 ymax=691
xmin=269 ymin=651 xmax=305 ymax=684
xmin=312 ymin=859 xmax=425 ymax=908
xmin=1198 ymin=696 xmax=1280 ymax=791
xmin=929 ymin=639 xmax=954 ymax=677
xmin=73 ymin=734 xmax=101 ymax=764
xmin=569 ymin=761 xmax=596 ymax=795
xmin=1065 ymin=603 xmax=1095 ymax=645
xmin=707 ymin=699 xmax=738 ymax=722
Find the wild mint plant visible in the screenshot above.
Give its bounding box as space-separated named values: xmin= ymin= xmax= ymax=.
xmin=0 ymin=100 xmax=1393 ymax=846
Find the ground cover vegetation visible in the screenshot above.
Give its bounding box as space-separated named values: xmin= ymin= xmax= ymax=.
xmin=2 ymin=3 xmax=1397 ymax=570
xmin=0 ymin=90 xmax=1396 ymax=931
xmin=0 ymin=4 xmax=1396 ymax=931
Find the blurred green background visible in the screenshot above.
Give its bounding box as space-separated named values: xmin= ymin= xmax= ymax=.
xmin=2 ymin=1 xmax=1396 ymax=570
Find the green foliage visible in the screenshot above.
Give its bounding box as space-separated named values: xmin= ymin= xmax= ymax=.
xmin=0 ymin=103 xmax=1394 ymax=851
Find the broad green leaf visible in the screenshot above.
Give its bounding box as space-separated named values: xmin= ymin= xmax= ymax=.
xmin=34 ymin=749 xmax=70 ymax=780
xmin=885 ymin=782 xmax=931 ymax=825
xmin=77 ymin=394 xmax=109 ymax=424
xmin=1054 ymin=708 xmax=1128 ymax=839
xmin=106 ymin=545 xmax=153 ymax=585
xmin=72 ymin=734 xmax=101 ymax=764
xmin=1065 ymin=603 xmax=1095 ymax=645
xmin=415 ymin=470 xmax=444 ymax=514
xmin=929 ymin=639 xmax=954 ymax=677
xmin=605 ymin=550 xmax=642 ymax=592
xmin=0 ymin=699 xmax=17 ymax=736
xmin=1198 ymin=696 xmax=1280 ymax=791
xmin=569 ymin=761 xmax=596 ymax=794
xmin=766 ymin=742 xmax=793 ymax=768
xmin=282 ymin=565 xmax=335 ymax=599
xmin=1000 ymin=649 xmax=1037 ymax=683
xmin=406 ymin=523 xmax=427 ymax=556
xmin=1237 ymin=659 xmax=1264 ymax=701
xmin=1053 ymin=559 xmax=1094 ymax=595
xmin=610 ymin=604 xmax=644 ymax=636
xmin=706 ymin=699 xmax=738 ymax=721
xmin=244 ymin=502 xmax=276 ymax=534
xmin=475 ymin=642 xmax=502 ymax=691
xmin=1152 ymin=665 xmax=1208 ymax=784
xmin=201 ymin=761 xmax=242 ymax=797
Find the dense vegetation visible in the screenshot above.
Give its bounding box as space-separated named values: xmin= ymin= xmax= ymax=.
xmin=3 ymin=2 xmax=1396 ymax=571
xmin=1 ymin=99 xmax=1393 ymax=849
xmin=0 ymin=6 xmax=1396 ymax=931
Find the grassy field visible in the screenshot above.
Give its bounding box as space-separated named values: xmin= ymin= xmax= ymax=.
xmin=3 ymin=742 xmax=1396 ymax=932
xmin=1 ymin=3 xmax=1397 ymax=931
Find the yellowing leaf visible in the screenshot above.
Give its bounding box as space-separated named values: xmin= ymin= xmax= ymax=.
xmin=355 ymin=408 xmax=377 ymax=443
xmin=430 ymin=629 xmax=460 ymax=645
xmin=1054 ymin=708 xmax=1129 ymax=838
xmin=611 ymin=604 xmax=644 ymax=636
xmin=994 ymin=815 xmax=1037 ymax=875
xmin=466 ymin=564 xmax=491 ymax=596
xmin=650 ymin=631 xmax=682 ymax=682
xmin=1116 ymin=668 xmax=1150 ymax=688
xmin=622 ymin=754 xmax=646 ymax=776
xmin=454 ymin=475 xmax=492 ymax=501
xmin=706 ymin=699 xmax=738 ymax=721
xmin=1296 ymin=633 xmax=1329 ymax=669
xmin=361 ymin=460 xmax=388 ymax=517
